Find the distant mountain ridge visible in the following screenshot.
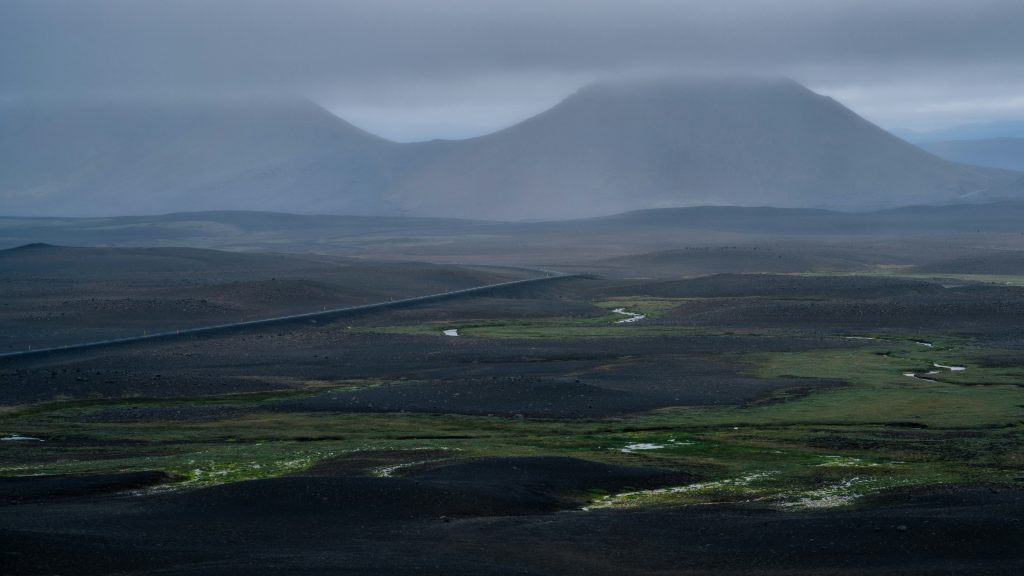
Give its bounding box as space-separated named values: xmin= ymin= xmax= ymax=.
xmin=917 ymin=138 xmax=1024 ymax=172
xmin=894 ymin=121 xmax=1024 ymax=143
xmin=5 ymin=202 xmax=1024 ymax=252
xmin=2 ymin=78 xmax=1022 ymax=220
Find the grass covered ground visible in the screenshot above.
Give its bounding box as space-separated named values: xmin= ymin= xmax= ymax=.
xmin=3 ymin=271 xmax=1023 ymax=514
xmin=3 ymin=325 xmax=1020 ymax=509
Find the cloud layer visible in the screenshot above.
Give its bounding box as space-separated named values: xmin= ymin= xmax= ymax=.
xmin=4 ymin=0 xmax=1023 ymax=139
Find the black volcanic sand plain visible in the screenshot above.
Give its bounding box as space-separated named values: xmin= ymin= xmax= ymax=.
xmin=2 ymin=473 xmax=1021 ymax=575
xmin=1 ymin=247 xmax=1023 ymax=574
xmin=0 ymin=243 xmax=533 ymax=351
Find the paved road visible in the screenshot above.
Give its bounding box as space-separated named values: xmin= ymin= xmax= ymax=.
xmin=0 ymin=271 xmax=577 ymax=361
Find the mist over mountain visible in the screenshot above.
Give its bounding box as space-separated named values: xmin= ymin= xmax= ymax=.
xmin=2 ymin=78 xmax=1021 ymax=220
xmin=918 ymin=138 xmax=1024 ymax=172
xmin=0 ymin=98 xmax=399 ymax=217
xmin=391 ymin=77 xmax=1019 ymax=219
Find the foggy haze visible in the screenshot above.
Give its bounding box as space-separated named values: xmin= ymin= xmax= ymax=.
xmin=3 ymin=5 xmax=1024 ymax=573
xmin=4 ymin=0 xmax=1024 ymax=141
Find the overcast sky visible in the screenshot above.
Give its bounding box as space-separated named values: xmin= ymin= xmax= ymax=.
xmin=3 ymin=0 xmax=1023 ymax=141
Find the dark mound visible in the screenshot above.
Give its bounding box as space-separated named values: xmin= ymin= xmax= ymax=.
xmin=0 ymin=244 xmax=352 ymax=278
xmin=1 ymin=329 xmax=847 ymax=406
xmin=151 ymin=476 xmax=566 ymax=522
xmin=274 ymin=377 xmax=659 ymax=418
xmin=153 ymin=457 xmax=690 ymax=523
xmin=659 ymin=283 xmax=1024 ymax=332
xmin=616 ymin=273 xmax=944 ymax=299
xmin=1 ymin=242 xmax=59 ymax=252
xmin=268 ymin=356 xmax=835 ymax=414
xmin=594 ymin=248 xmax=865 ymax=277
xmin=858 ymin=483 xmax=1024 ymax=509
xmin=436 ymin=485 xmax=1024 ymax=576
xmin=405 ymin=456 xmax=693 ymax=496
xmin=80 ymin=404 xmax=248 ymax=423
xmin=0 ymin=470 xmax=179 ymax=502
xmin=270 ymin=364 xmax=827 ymax=417
xmin=357 ymin=295 xmax=604 ymax=325
xmin=913 ymin=253 xmax=1024 ymax=275
xmin=0 ymin=458 xmax=691 ymax=536
xmin=2 ymin=481 xmax=1021 ymax=575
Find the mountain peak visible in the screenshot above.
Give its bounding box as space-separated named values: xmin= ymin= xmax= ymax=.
xmin=550 ymin=76 xmax=811 ymax=113
xmin=390 ymin=76 xmax=1019 ymax=219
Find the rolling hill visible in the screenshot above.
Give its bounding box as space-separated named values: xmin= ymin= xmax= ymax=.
xmin=5 ymin=203 xmax=1024 ymax=264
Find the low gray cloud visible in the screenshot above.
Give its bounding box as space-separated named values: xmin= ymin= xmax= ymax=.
xmin=4 ymin=0 xmax=1023 ymax=139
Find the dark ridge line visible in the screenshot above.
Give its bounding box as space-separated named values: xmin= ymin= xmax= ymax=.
xmin=0 ymin=271 xmax=577 ymax=361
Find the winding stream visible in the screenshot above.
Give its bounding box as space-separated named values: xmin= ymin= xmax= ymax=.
xmin=904 ymin=361 xmax=966 ymax=380
xmin=1 ymin=435 xmax=44 ymax=442
xmin=612 ymin=308 xmax=646 ymax=323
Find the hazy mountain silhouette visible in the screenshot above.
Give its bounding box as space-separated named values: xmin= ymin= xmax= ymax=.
xmin=391 ymin=77 xmax=1018 ymax=219
xmin=2 ymin=78 xmax=1021 ymax=220
xmin=0 ymin=98 xmax=399 ymax=216
xmin=918 ymin=138 xmax=1024 ymax=172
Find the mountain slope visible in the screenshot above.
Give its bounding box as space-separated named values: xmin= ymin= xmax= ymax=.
xmin=2 ymin=79 xmax=1021 ymax=220
xmin=390 ymin=77 xmax=1019 ymax=219
xmin=0 ymin=98 xmax=399 ymax=216
xmin=918 ymin=138 xmax=1024 ymax=171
